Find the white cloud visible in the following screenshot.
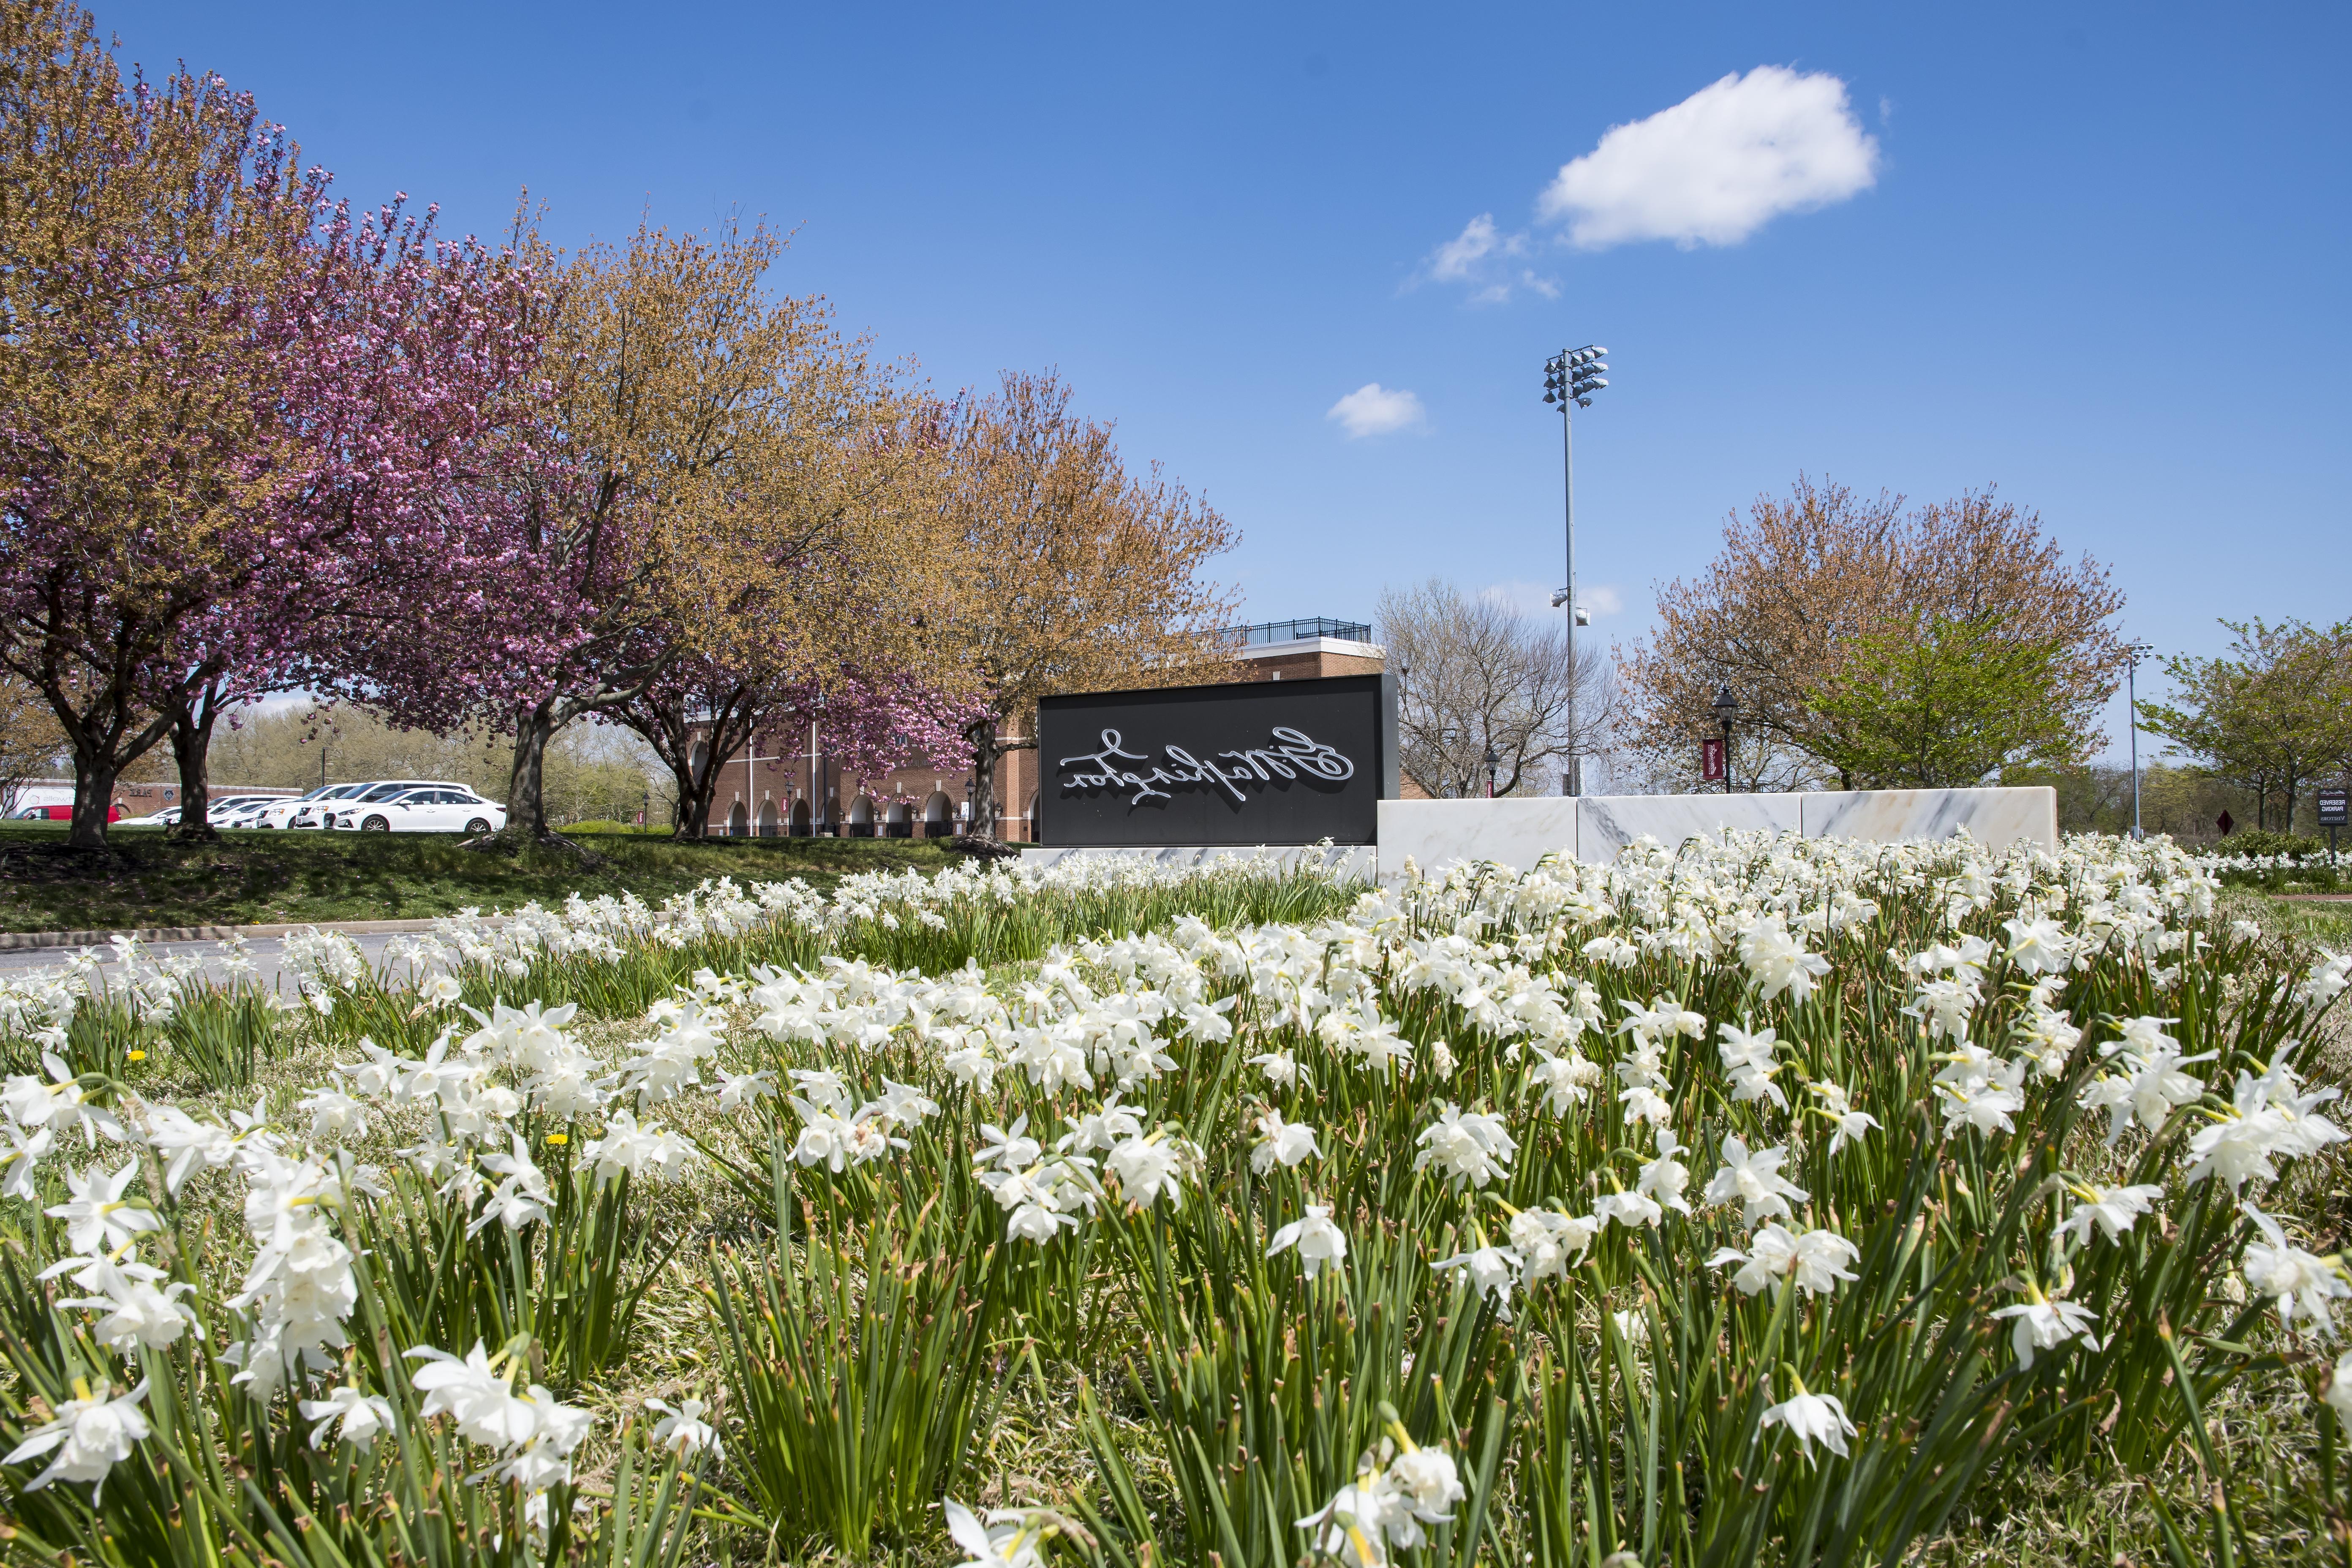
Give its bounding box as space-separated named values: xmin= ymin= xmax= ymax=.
xmin=1326 ymin=383 xmax=1426 ymax=438
xmin=1428 ymin=213 xmax=1506 ymax=283
xmin=1536 ymin=65 xmax=1879 ymax=250
xmin=1417 ymin=214 xmax=1558 ymax=304
xmin=1584 ymin=584 xmax=1623 ymax=616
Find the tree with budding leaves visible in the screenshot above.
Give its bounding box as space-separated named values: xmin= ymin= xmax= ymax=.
xmin=939 ymin=370 xmax=1238 ymax=840
xmin=331 ymin=217 xmax=957 ymax=851
xmin=0 ymin=1 xmax=539 ymax=846
xmin=1614 ymin=476 xmax=2125 ymax=792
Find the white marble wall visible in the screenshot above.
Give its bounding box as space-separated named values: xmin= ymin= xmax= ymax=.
xmin=1375 ymin=799 xmax=1579 ymax=880
xmin=1800 ymin=787 xmax=2055 ymax=854
xmin=1574 ymin=792 xmax=1805 ymax=865
xmin=1024 ymin=786 xmax=2056 ymax=883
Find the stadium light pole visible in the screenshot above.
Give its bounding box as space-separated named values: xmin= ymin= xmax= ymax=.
xmin=1545 ymin=345 xmax=1608 ymax=795
xmin=2125 ymin=640 xmax=2155 ymax=839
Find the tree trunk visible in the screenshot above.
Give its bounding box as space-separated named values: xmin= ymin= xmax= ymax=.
xmin=506 ymin=700 xmax=559 ymax=838
xmin=165 ymin=679 xmax=227 ymax=844
xmin=966 ymin=713 xmax=1009 ymax=840
xmin=672 ymin=745 xmax=722 ymax=842
xmin=68 ymin=751 xmax=120 ymax=849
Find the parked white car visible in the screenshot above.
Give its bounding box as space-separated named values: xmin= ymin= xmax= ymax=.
xmin=329 ymin=786 xmax=505 ymax=835
xmin=259 ymin=783 xmax=373 ymax=830
xmin=204 ymin=795 xmax=281 ymax=826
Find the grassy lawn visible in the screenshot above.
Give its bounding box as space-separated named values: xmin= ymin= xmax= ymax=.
xmin=0 ymin=822 xmax=958 ymax=933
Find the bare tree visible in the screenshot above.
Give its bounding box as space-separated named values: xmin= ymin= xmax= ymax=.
xmin=1378 ymin=580 xmax=1613 ymax=799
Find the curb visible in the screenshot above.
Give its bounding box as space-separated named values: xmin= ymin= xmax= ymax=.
xmin=0 ymin=917 xmax=467 ymax=953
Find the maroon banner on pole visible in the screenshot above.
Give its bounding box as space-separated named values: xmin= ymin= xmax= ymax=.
xmin=1701 ymin=737 xmax=1726 ymax=782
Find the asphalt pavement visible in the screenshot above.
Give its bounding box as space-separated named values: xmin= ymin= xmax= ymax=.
xmin=0 ymin=930 xmax=413 ymax=996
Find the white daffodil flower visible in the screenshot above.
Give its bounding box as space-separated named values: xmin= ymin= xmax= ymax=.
xmin=2059 ymin=1183 xmax=2164 ymax=1247
xmin=1268 ymin=1203 xmax=1349 ymax=1277
xmin=1991 ymin=1285 xmax=2102 ymax=1367
xmin=299 ymin=1385 xmax=397 ymax=1452
xmin=1760 ymin=1384 xmax=1855 ymax=1463
xmin=645 ymin=1395 xmax=721 ymax=1461
xmin=2242 ymin=1205 xmax=2349 ymax=1338
xmin=3 ymin=1377 xmax=151 ymax=1500
xmin=1250 ymin=1110 xmax=1323 ymax=1173
xmin=45 ymin=1160 xmax=161 ymax=1256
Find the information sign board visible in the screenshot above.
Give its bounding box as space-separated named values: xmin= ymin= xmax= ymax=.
xmin=1036 ymin=673 xmax=1396 ymax=846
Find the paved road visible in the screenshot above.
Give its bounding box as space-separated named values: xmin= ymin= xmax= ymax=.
xmin=0 ymin=931 xmax=413 ymax=996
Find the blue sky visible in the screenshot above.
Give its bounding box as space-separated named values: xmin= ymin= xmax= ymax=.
xmin=102 ymin=1 xmax=2348 ymax=752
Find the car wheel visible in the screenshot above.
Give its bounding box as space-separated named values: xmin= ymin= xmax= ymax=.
xmin=465 ymin=817 xmax=491 ymax=836
xmin=361 ymin=815 xmax=390 ymax=833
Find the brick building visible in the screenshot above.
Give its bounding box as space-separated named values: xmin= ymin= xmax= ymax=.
xmin=691 ymin=616 xmax=1391 ymax=838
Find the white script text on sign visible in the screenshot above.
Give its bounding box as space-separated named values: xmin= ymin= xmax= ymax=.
xmin=1058 ymin=727 xmax=1356 ymax=807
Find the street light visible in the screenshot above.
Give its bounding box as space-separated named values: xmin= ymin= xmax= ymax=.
xmin=1484 ymin=745 xmax=1500 ymax=799
xmin=2124 ymin=640 xmax=2155 ymax=839
xmin=1711 ymin=686 xmax=1740 ymax=795
xmin=1543 ymin=344 xmax=1608 ymax=795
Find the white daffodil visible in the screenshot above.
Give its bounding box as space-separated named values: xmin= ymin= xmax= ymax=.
xmin=2327 ymin=1350 xmax=2352 ymax=1431
xmin=1708 ymin=1222 xmax=1859 ymax=1298
xmin=2059 ymin=1183 xmax=2165 ymax=1247
xmin=1413 ymin=1103 xmax=1515 ymax=1189
xmin=1703 ymin=1135 xmax=1808 ymax=1226
xmin=1508 ymin=1207 xmax=1599 ymax=1280
xmin=1760 ymin=1383 xmax=1855 ymax=1463
xmin=1246 ymin=1048 xmax=1308 ymax=1087
xmin=713 ymin=1067 xmax=775 ymax=1112
xmin=1527 ymin=1045 xmax=1601 ymax=1114
xmin=1433 ymin=1242 xmax=1519 ymax=1319
xmin=646 ymin=1396 xmax=721 ymax=1461
xmin=945 ymin=1499 xmax=1057 ymax=1568
xmin=405 ymin=1341 xmax=538 ymax=1448
xmin=1594 ymin=1189 xmax=1664 ymax=1230
xmin=299 ymin=1385 xmax=396 ymax=1452
xmin=45 ymin=1160 xmax=160 ymax=1255
xmin=1105 ymin=1134 xmax=1189 ymax=1209
xmin=1250 ymin=1110 xmax=1323 ymax=1174
xmin=1268 ymin=1203 xmax=1350 ymax=1277
xmin=1806 ymin=1081 xmax=1881 ymax=1154
xmin=1991 ymin=1285 xmax=2102 ymax=1368
xmin=1635 ymin=1128 xmax=1693 ymax=1216
xmin=44 ymin=1251 xmax=201 ymax=1351
xmin=3 ymin=1377 xmax=151 ymax=1500
xmin=2242 ymin=1205 xmax=2349 ymax=1339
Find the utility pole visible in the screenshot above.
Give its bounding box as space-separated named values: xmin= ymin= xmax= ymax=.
xmin=2125 ymin=640 xmax=2154 ymax=839
xmin=1544 ymin=346 xmax=1607 ymax=795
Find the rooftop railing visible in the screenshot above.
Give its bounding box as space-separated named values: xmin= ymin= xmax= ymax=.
xmin=1218 ymin=616 xmax=1374 ymax=647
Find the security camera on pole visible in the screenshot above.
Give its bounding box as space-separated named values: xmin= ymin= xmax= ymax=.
xmin=1544 ymin=345 xmax=1607 ymax=795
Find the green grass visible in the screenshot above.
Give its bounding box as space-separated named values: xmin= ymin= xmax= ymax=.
xmin=0 ymin=822 xmax=958 ymax=933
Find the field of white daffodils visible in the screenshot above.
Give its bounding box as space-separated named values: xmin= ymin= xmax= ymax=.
xmin=0 ymin=837 xmax=2345 ymax=1568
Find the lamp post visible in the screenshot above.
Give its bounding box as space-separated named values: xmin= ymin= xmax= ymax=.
xmin=1484 ymin=745 xmax=1500 ymax=799
xmin=1712 ymin=686 xmax=1740 ymax=795
xmin=1544 ymin=344 xmax=1608 ymax=796
xmin=2124 ymin=640 xmax=2154 ymax=839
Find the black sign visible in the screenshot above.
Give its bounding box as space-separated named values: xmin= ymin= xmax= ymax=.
xmin=2320 ymin=788 xmax=2349 ymax=828
xmin=1037 ymin=673 xmax=1397 ymax=846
